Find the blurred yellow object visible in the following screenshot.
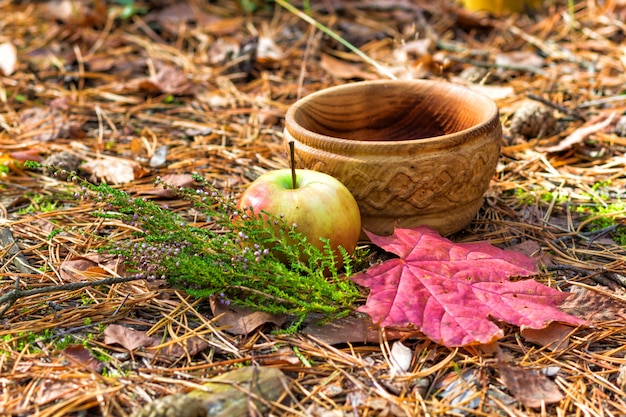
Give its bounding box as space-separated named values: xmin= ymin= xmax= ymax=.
xmin=461 ymin=0 xmax=542 ymax=14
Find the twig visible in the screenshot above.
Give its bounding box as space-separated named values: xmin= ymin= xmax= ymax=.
xmin=0 ymin=275 xmax=146 ymax=319
xmin=527 ymin=93 xmax=586 ymax=121
xmin=0 ymin=181 xmax=30 ymax=190
xmin=554 ymin=225 xmax=622 ymax=244
xmin=576 ymin=95 xmax=626 ymax=109
xmin=545 ymin=264 xmax=625 ymax=289
xmin=113 ymin=292 xmax=131 ymax=316
xmin=445 ymin=55 xmax=546 ymax=75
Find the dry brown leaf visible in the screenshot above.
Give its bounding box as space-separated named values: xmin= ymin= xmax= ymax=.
xmin=148 ymin=336 xmax=210 ymax=361
xmin=0 ymin=42 xmax=17 ymax=76
xmin=320 ymin=54 xmax=378 ymax=80
xmin=560 ymin=286 xmax=626 ymax=322
xmin=210 ymin=297 xmax=286 ymax=335
xmin=203 ymin=16 xmax=246 ymax=35
xmin=540 ymin=112 xmax=618 ymax=153
xmin=9 ymin=149 xmax=42 ymax=163
xmin=145 ymin=3 xmax=213 ymax=34
xmin=59 ymin=254 xmax=123 ymax=282
xmin=508 ymin=240 xmax=554 ymax=266
xmin=18 ymin=107 xmax=87 ymax=142
xmin=498 ymin=362 xmax=564 ymax=408
xmin=140 ymin=174 xmax=196 ymax=197
xmin=81 ymin=158 xmax=148 ymax=184
xmin=62 ymin=345 xmax=105 ymax=373
xmin=521 ymin=322 xmax=573 ymax=351
xmin=35 ymin=380 xmax=81 ymax=406
xmin=302 ymin=314 xmax=417 ymax=345
xmin=103 ymin=324 xmax=156 ymax=351
xmin=138 ymin=66 xmax=192 ymax=95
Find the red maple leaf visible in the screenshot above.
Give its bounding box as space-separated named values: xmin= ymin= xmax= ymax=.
xmin=351 ymin=226 xmax=586 ymax=347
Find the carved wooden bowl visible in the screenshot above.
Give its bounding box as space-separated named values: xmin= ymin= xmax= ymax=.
xmin=284 ymin=80 xmax=502 ymax=236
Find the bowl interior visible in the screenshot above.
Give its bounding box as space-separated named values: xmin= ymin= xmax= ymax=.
xmin=291 ymin=81 xmax=497 ymax=142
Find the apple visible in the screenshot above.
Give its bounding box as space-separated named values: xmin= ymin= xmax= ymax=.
xmin=237 ymin=169 xmax=361 ymax=266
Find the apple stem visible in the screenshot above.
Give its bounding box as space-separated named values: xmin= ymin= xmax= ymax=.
xmin=289 ymin=140 xmax=297 ymax=190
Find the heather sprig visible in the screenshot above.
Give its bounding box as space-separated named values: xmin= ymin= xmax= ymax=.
xmin=71 ymin=172 xmax=362 ymax=326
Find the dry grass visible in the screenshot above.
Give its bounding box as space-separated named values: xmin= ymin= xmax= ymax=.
xmin=1 ymin=0 xmax=626 ymax=416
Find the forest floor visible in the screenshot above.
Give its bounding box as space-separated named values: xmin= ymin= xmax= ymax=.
xmin=1 ymin=0 xmax=626 ymax=416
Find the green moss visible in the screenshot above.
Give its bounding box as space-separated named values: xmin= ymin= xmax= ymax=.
xmin=514 ymin=188 xmax=535 ymax=205
xmin=539 ymin=191 xmax=568 ymax=204
xmin=17 ymin=194 xmax=59 ymax=214
xmin=575 ymin=201 xmax=626 ymax=229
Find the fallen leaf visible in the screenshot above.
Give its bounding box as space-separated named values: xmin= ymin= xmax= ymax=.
xmin=9 ymin=149 xmax=43 ymax=163
xmin=140 ymin=173 xmax=196 ymax=198
xmin=0 ymin=42 xmax=17 ymax=76
xmin=0 ymin=153 xmax=23 ymax=174
xmin=351 ymin=226 xmax=586 ymax=347
xmin=103 ymin=324 xmax=156 ymax=351
xmin=210 ymin=297 xmax=286 ymax=335
xmin=365 ymin=397 xmax=409 ymax=416
xmin=60 ymin=257 xmax=100 ymax=282
xmin=507 ymin=240 xmax=553 ymax=267
xmin=145 ymin=3 xmax=213 ymax=34
xmin=498 ymin=362 xmax=564 ymax=408
xmin=62 ymin=345 xmax=105 ymax=373
xmin=320 ymin=53 xmax=378 ymax=80
xmin=148 ymin=336 xmax=210 ymax=362
xmin=559 ymin=286 xmax=626 ymax=322
xmin=18 ymin=107 xmax=87 ymax=142
xmin=81 ymin=158 xmax=148 ymax=184
xmin=138 ymin=66 xmax=192 ymax=95
xmin=302 ymin=314 xmax=418 ymax=345
xmin=35 ymin=380 xmax=80 ymax=406
xmin=59 ymin=254 xmax=123 ymax=282
xmin=539 ymin=112 xmax=617 ymax=153
xmin=203 ymin=16 xmax=246 ymax=36
xmin=521 ymin=322 xmax=573 ymax=351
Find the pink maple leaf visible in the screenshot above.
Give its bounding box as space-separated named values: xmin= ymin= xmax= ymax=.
xmin=351 ymin=226 xmax=586 ymax=347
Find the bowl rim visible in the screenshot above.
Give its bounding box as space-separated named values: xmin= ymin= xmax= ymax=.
xmin=285 ymin=79 xmax=500 ymax=149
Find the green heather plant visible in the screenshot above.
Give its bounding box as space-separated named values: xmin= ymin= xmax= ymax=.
xmin=51 ymin=169 xmax=364 ymax=328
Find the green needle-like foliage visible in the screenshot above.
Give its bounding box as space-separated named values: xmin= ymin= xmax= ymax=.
xmin=77 ymin=173 xmax=362 ymax=327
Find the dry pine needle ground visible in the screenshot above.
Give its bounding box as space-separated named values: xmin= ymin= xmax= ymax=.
xmin=1 ymin=0 xmax=626 ymax=416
